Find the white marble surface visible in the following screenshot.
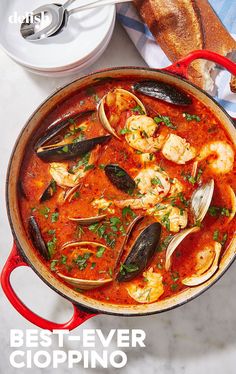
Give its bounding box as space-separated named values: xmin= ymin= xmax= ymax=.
xmin=1 ymin=21 xmax=236 ymax=374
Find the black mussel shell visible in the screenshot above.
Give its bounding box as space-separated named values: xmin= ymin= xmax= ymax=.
xmin=36 ymin=135 xmax=111 ymax=162
xmin=40 ymin=179 xmax=57 ymax=202
xmin=117 ymin=222 xmax=162 ymax=282
xmin=34 ymin=110 xmax=95 ymax=150
xmin=105 ymin=164 xmax=136 ymax=193
xmin=28 ymin=216 xmax=50 ymax=260
xmin=134 ymin=80 xmax=192 ymax=106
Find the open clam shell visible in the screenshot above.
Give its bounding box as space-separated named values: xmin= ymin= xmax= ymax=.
xmin=191 ymin=179 xmax=214 ymax=223
xmin=68 ymin=215 xmax=107 ymax=225
xmin=134 ymin=80 xmax=192 ymax=106
xmin=98 ymin=88 xmax=146 ymax=139
xmin=182 ymin=242 xmax=222 ymax=286
xmin=165 ymin=226 xmax=200 ymax=271
xmin=117 ymin=221 xmax=162 ymax=282
xmin=57 ymin=240 xmax=112 ymax=290
xmin=57 ymin=274 xmax=113 ymax=290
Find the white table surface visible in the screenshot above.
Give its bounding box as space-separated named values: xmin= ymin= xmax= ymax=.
xmin=1 ymin=20 xmax=236 ymax=374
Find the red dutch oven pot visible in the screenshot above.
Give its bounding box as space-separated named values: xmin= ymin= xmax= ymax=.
xmin=1 ymin=50 xmax=236 ymax=331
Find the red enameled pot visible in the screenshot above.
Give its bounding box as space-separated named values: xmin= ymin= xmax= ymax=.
xmin=1 ymin=50 xmax=236 ymax=330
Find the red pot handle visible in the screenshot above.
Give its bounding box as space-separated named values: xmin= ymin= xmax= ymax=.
xmin=1 ymin=243 xmax=97 ymax=330
xmin=163 ymin=50 xmax=236 ymax=123
xmin=163 ymin=50 xmax=236 ymax=78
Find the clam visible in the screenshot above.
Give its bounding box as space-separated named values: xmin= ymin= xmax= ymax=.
xmin=225 ymin=186 xmax=236 ymax=225
xmin=98 ymin=88 xmax=146 ymax=139
xmin=104 ymin=164 xmax=136 ymax=193
xmin=36 ymin=135 xmax=111 ymax=162
xmin=57 ymin=241 xmax=112 ymax=290
xmin=165 ymin=226 xmax=200 ymax=271
xmin=40 ymin=179 xmax=57 ymax=202
xmin=68 ymin=215 xmax=107 ymax=225
xmin=117 ymin=222 xmax=162 ymax=282
xmin=182 ymin=242 xmax=222 ymax=286
xmin=133 ymin=81 xmax=192 ymax=106
xmin=28 ymin=216 xmax=50 ymax=260
xmin=61 ymin=240 xmax=109 ymax=251
xmin=57 ymin=274 xmax=112 ymax=290
xmin=34 ymin=110 xmax=95 ymax=149
xmin=191 ymin=179 xmax=214 ymax=223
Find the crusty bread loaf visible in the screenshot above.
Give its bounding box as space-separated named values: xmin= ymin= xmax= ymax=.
xmin=134 ymin=0 xmax=236 ymax=91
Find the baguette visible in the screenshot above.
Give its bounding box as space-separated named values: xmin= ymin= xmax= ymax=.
xmin=134 ymin=0 xmax=236 ymax=91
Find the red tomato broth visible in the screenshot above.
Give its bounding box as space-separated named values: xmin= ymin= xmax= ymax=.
xmin=19 ymin=78 xmax=236 ymax=305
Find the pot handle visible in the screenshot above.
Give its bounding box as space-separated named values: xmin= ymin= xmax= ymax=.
xmin=163 ymin=50 xmax=236 ymax=123
xmin=1 ymin=243 xmax=97 ymax=331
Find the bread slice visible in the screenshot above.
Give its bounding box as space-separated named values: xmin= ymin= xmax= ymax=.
xmin=134 ymin=0 xmax=236 ymax=91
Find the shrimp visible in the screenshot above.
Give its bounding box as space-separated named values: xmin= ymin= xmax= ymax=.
xmin=197 ymin=141 xmax=234 ymax=174
xmin=162 ymin=134 xmax=196 ymax=164
xmin=49 ymin=163 xmax=87 ymax=188
xmin=114 ymin=167 xmax=171 ymax=209
xmin=125 ymin=115 xmax=166 ymax=153
xmin=92 ymin=198 xmax=115 ymax=214
xmin=49 ymin=147 xmax=100 ymax=188
xmin=147 ymin=204 xmax=188 ymax=232
xmin=126 ymin=268 xmax=164 ymax=304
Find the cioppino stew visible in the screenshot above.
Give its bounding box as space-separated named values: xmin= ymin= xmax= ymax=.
xmin=19 ymin=78 xmax=236 ymax=305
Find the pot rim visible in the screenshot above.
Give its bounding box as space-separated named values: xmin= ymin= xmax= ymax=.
xmin=6 ymin=66 xmax=236 ymax=316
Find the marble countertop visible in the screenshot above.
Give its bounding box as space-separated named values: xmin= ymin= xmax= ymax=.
xmin=1 ymin=20 xmax=236 ymax=374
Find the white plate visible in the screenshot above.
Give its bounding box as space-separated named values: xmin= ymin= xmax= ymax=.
xmin=24 ymin=14 xmax=115 ymax=77
xmin=0 ymin=0 xmax=115 ymax=71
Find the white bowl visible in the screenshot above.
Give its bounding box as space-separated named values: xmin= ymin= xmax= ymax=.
xmin=0 ymin=0 xmax=115 ymax=72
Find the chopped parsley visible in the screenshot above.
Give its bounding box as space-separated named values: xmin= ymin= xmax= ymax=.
xmin=62 ymin=145 xmax=69 ymax=153
xmin=208 ymin=206 xmax=231 ymax=217
xmin=50 ymin=260 xmax=58 ymax=272
xmin=157 ymin=234 xmax=173 ymax=252
xmin=51 ymin=212 xmax=59 ymax=223
xmin=74 ymin=253 xmax=91 ymax=270
xmin=60 ymin=255 xmax=67 ymax=264
xmin=183 ymin=112 xmax=201 ymax=122
xmin=154 ymin=115 xmax=177 ymax=130
xmin=120 ymin=128 xmax=131 ymax=135
xmin=39 ymin=206 xmax=50 ymax=218
xmin=131 ymin=105 xmax=145 ymax=115
xmin=91 ymin=262 xmax=96 ymax=269
xmin=47 ymin=236 xmax=57 ymax=258
xmin=119 ymin=263 xmax=139 ymax=275
xmin=151 ymin=176 xmax=163 ymax=187
xmin=213 ymin=230 xmax=219 ymax=241
xmin=96 ymin=246 xmax=106 ymax=258
xmin=75 ymin=224 xmax=84 ymax=239
xmin=122 ymin=206 xmax=137 ymax=219
xmin=161 ymin=212 xmax=171 ymax=231
xmin=171 ymin=271 xmax=180 ymax=282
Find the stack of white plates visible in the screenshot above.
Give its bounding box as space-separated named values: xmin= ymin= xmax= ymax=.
xmin=0 ymin=0 xmax=115 ymax=77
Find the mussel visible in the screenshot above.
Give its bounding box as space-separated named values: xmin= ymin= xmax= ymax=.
xmin=117 ymin=222 xmax=162 ymax=282
xmin=40 ymin=179 xmax=57 ymax=202
xmin=28 ymin=216 xmax=50 ymax=260
xmin=105 ymin=164 xmax=136 ymax=193
xmin=134 ymin=81 xmax=192 ymax=106
xmin=36 ymin=135 xmax=111 ymax=162
xmin=191 ymin=179 xmax=214 ymax=223
xmin=98 ymin=88 xmax=147 ymax=139
xmin=34 ymin=110 xmax=95 ymax=149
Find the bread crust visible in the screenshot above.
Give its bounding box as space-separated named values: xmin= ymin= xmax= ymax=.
xmin=134 ymin=0 xmax=236 ymax=89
